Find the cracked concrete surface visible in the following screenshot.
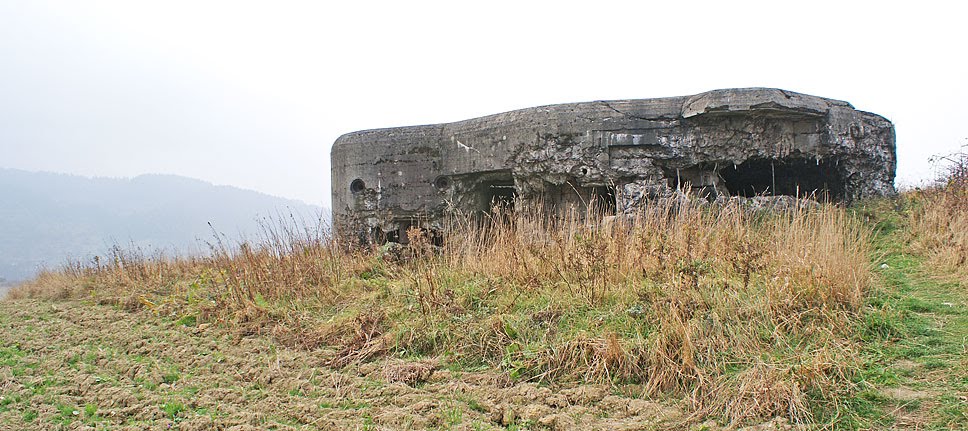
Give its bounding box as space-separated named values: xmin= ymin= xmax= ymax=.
xmin=331 ymin=88 xmax=895 ymax=243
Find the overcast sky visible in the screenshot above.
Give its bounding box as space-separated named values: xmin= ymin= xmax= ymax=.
xmin=1 ymin=1 xmax=965 ymax=206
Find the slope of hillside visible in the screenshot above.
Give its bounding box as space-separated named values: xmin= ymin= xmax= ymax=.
xmin=2 ymin=191 xmax=964 ymax=430
xmin=4 ymin=151 xmax=966 ymax=429
xmin=0 ymin=169 xmax=325 ymax=281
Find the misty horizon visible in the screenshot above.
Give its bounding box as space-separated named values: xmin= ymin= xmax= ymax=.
xmin=0 ymin=167 xmax=327 ymax=207
xmin=0 ymin=168 xmax=325 ymax=282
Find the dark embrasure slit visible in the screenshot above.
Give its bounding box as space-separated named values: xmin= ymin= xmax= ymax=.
xmin=719 ymin=156 xmax=845 ymax=200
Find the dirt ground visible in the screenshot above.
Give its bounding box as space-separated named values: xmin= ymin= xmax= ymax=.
xmin=0 ymin=298 xmax=779 ymax=431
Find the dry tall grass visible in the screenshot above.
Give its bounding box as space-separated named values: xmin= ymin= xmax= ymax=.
xmin=437 ymin=199 xmax=870 ymax=423
xmin=11 ymin=197 xmax=874 ymax=426
xmin=907 ymin=145 xmax=968 ymax=281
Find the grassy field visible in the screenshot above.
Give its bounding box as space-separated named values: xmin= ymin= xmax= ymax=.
xmin=2 ymin=168 xmax=965 ymax=429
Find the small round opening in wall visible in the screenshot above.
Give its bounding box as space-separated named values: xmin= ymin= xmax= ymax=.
xmin=350 ymin=179 xmax=366 ymax=194
xmin=433 ymin=176 xmax=451 ymax=190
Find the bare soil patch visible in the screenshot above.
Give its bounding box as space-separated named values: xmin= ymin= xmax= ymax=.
xmin=0 ymin=299 xmax=703 ymax=430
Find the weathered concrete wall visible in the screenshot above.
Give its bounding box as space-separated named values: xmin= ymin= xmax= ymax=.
xmin=331 ymin=88 xmax=895 ymax=243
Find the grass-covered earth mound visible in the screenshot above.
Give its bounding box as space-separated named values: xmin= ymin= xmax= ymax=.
xmin=3 ymin=158 xmax=966 ymax=430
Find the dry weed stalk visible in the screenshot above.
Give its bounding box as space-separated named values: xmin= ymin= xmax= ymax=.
xmin=908 ymin=145 xmax=968 ymax=280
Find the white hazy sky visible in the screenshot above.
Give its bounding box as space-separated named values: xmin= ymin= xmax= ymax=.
xmin=1 ymin=1 xmax=965 ymax=206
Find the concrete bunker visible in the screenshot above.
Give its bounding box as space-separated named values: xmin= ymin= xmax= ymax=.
xmin=331 ymin=88 xmax=895 ymax=244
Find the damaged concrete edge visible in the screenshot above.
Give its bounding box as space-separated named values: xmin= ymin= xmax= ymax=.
xmin=331 ymin=87 xmax=896 ymax=244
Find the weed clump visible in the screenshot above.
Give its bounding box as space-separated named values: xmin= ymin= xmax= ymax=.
xmin=906 ymin=144 xmax=968 ymax=279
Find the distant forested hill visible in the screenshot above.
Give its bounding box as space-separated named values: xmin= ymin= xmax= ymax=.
xmin=0 ymin=169 xmax=325 ymax=281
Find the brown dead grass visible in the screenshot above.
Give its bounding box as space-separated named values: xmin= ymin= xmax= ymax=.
xmin=906 ymin=154 xmax=968 ymax=282
xmin=383 ymin=359 xmax=437 ymax=386
xmin=10 ymin=196 xmax=873 ymax=428
xmin=0 ymin=299 xmax=696 ymax=430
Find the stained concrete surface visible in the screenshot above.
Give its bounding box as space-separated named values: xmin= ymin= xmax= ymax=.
xmin=331 ymin=88 xmax=895 ymax=243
